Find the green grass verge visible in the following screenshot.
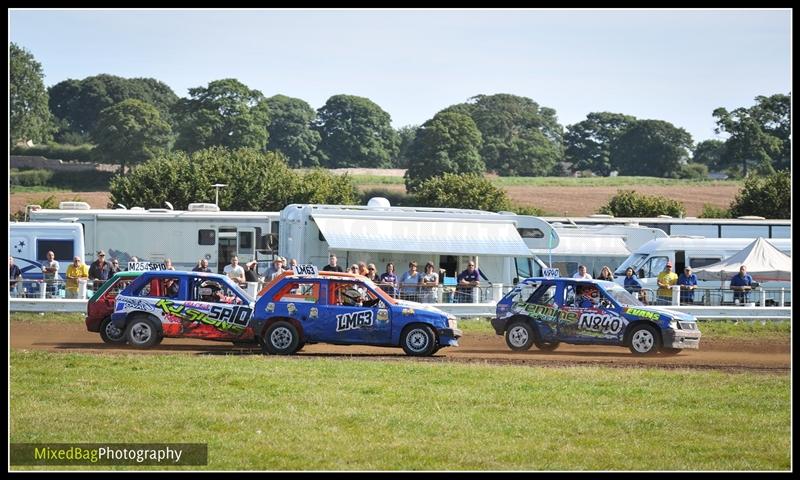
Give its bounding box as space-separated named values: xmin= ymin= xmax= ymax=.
xmin=10 ymin=351 xmax=789 ymax=470
xmin=348 ymin=175 xmax=742 ymax=188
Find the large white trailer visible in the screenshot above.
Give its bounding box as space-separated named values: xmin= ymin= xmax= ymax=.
xmin=9 ymin=221 xmax=85 ymax=280
xmin=28 ymin=202 xmax=280 ymax=273
xmin=278 ymin=199 xmax=560 ymax=287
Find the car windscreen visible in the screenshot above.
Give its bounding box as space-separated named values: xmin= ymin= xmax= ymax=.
xmin=604 ymin=284 xmax=644 ymax=306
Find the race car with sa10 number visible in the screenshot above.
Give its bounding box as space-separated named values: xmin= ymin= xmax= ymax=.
xmin=111 ymin=271 xmax=256 ymax=347
xmin=252 ymin=266 xmax=461 ymax=356
xmin=491 ymin=277 xmax=701 ymax=355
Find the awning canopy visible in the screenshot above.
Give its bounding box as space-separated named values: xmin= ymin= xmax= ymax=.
xmin=313 ymin=216 xmax=531 ymax=256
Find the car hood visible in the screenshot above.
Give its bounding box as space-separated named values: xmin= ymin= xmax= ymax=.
xmin=394 ymin=299 xmax=449 ymax=317
xmin=644 ymin=306 xmax=697 ymax=322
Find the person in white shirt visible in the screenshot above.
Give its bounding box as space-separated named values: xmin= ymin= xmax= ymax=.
xmin=224 ymin=256 xmax=246 ymax=285
xmin=572 ymin=264 xmax=593 ymax=280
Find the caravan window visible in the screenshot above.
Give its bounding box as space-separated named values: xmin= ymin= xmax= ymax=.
xmin=690 ymin=257 xmax=721 ymax=269
xmin=198 ymin=229 xmax=215 ymax=245
xmin=37 ymin=240 xmax=74 ymax=261
xmin=517 ymin=228 xmax=544 ymax=239
xmin=239 ymin=231 xmax=253 ymax=253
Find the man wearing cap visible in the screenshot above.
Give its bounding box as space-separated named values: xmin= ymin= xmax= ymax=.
xmin=264 ymin=257 xmax=285 ymax=281
xmin=656 ymin=261 xmax=678 ymax=305
xmin=88 ymin=250 xmax=112 ymax=290
xmin=677 ymin=266 xmax=698 ymax=304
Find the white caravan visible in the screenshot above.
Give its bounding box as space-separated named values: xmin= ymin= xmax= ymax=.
xmin=613 ymin=237 xmax=792 ymax=301
xmin=28 ymin=202 xmax=280 ymax=273
xmin=9 ymin=222 xmax=85 ymax=282
xmin=278 ymin=199 xmax=560 ymax=289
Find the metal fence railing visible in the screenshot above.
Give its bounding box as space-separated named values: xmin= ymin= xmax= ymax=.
xmin=637 ymin=286 xmax=791 ymax=307
xmin=8 ymin=279 xmax=94 ymax=300
xmin=376 ymin=284 xmax=514 ymax=304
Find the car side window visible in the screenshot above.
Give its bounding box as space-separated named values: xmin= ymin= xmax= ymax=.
xmin=530 ymin=284 xmax=557 ymax=306
xmin=276 ymin=282 xmax=319 ymax=303
xmin=564 ymin=284 xmax=577 ymax=307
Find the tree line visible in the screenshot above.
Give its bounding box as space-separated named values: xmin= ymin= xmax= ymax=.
xmin=10 ymin=42 xmax=791 ymax=189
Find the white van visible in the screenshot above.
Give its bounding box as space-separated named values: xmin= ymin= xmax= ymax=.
xmin=9 ymin=222 xmax=85 ymax=294
xmin=613 ymin=237 xmax=791 ymax=303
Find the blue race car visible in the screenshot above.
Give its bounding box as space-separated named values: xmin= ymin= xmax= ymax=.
xmin=491 ymin=277 xmax=701 ymax=355
xmin=253 ymin=269 xmax=461 ymax=356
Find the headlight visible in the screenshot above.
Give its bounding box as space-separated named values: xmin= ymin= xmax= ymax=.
xmin=668 ymin=318 xmax=678 ymax=330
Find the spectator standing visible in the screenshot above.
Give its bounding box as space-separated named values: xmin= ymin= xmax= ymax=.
xmin=192 ymin=258 xmax=212 ymax=273
xmin=456 ymin=261 xmax=481 ymax=303
xmin=109 ymin=258 xmax=122 ymax=274
xmin=623 ymin=267 xmax=643 ymax=295
xmin=597 ymin=266 xmax=614 ymax=282
xmin=420 ymin=262 xmax=440 ymax=303
xmin=730 ymin=265 xmax=754 ymax=304
xmin=65 ymin=256 xmax=89 ymax=299
xmin=164 ymin=258 xmax=176 ymax=271
xmin=42 ymin=250 xmax=59 ymax=295
xmin=9 ymin=256 xmax=22 ymax=297
xmin=245 ymin=260 xmax=260 ymax=282
xmin=379 ymin=263 xmax=398 ymax=297
xmin=264 ymin=257 xmax=285 ymax=281
xmin=88 ymin=250 xmax=112 ymax=290
xmin=656 ymin=262 xmax=678 ymax=304
xmin=677 ymin=266 xmax=698 ymax=304
xmin=399 ymin=262 xmax=421 ymax=301
xmin=366 ymin=263 xmax=380 ymax=282
xmin=287 ymin=258 xmax=298 ymax=270
xmin=572 ymin=265 xmax=592 ymax=280
xmin=224 ymin=256 xmax=246 ymax=285
xmin=348 ymin=264 xmax=360 ymax=274
xmin=358 ymin=262 xmax=369 ymax=277
xmin=322 ymin=254 xmax=344 ymax=272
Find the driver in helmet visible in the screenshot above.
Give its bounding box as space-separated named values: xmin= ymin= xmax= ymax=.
xmin=578 ymin=284 xmax=599 ymax=308
xmin=201 ymin=280 xmax=229 ymax=303
xmin=341 ymin=286 xmax=364 ymax=306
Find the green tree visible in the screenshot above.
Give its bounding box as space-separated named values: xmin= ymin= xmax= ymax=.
xmin=404 ymin=112 xmax=484 ymax=191
xmin=713 ymin=94 xmax=790 ymax=176
xmin=265 ymin=95 xmax=322 ymax=167
xmin=599 ymin=190 xmax=686 ymax=217
xmin=173 ymin=79 xmax=270 ymax=153
xmin=564 ymin=112 xmax=637 ymax=176
xmin=729 ymin=170 xmax=790 ymax=219
xmin=692 ymin=139 xmax=726 ymax=171
xmin=610 ymin=120 xmax=693 ymax=177
xmin=109 ymin=147 xmax=359 ymax=211
xmin=315 ymin=94 xmax=399 ymax=168
xmin=10 ymin=43 xmax=54 ymax=146
xmin=392 ymin=125 xmax=419 ymax=168
xmin=411 ymin=173 xmax=511 ymax=211
xmin=442 ymin=94 xmax=564 ymax=176
xmin=92 ymin=99 xmax=173 ymax=173
xmin=48 ymin=74 xmax=178 ymax=142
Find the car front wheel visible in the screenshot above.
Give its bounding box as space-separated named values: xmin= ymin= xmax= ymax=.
xmin=100 ymin=317 xmax=126 ymax=344
xmin=628 ymin=324 xmax=659 ymax=355
xmin=125 ymin=316 xmax=162 ymax=348
xmin=261 ymin=321 xmax=300 ymax=355
xmin=401 ymin=325 xmax=437 ymax=356
xmin=505 ymin=321 xmax=534 ymax=351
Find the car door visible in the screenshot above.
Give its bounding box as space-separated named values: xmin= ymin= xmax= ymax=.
xmin=317 ymin=280 xmax=392 ymax=345
xmin=569 ymin=283 xmax=626 ymax=343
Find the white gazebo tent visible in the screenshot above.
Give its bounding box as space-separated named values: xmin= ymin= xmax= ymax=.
xmin=693 ymin=238 xmax=792 ymax=305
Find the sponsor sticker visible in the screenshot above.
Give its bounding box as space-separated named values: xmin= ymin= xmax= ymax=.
xmin=336 ymin=310 xmax=374 ymax=332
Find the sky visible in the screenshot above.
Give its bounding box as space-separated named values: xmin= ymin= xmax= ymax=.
xmin=8 ymin=8 xmax=792 ymax=143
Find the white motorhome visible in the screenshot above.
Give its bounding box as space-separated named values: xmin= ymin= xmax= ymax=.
xmin=534 ymin=223 xmax=668 ymax=278
xmin=613 ymin=237 xmax=792 ymax=302
xmin=278 ymin=199 xmax=560 ymax=289
xmin=28 ymin=202 xmax=280 ymax=273
xmin=9 ymin=221 xmax=85 ymax=284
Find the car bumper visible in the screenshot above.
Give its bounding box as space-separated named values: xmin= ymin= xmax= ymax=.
xmin=663 ymin=328 xmax=701 ymax=350
xmin=437 ymin=327 xmax=462 ymax=347
xmin=490 ymin=317 xmax=506 ymax=335
xmin=85 ymin=316 xmax=101 ymax=332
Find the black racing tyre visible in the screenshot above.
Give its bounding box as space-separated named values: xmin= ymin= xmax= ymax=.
xmin=534 ymin=340 xmax=560 ymax=352
xmin=99 ymin=317 xmax=126 ymax=344
xmin=628 ymin=324 xmax=660 ymax=356
xmin=125 ymin=315 xmax=162 ymax=348
xmin=401 ymin=325 xmax=437 ymax=356
xmin=261 ymin=321 xmax=301 ymax=355
xmin=660 ymin=347 xmax=683 ymax=355
xmin=505 ymin=321 xmax=535 ymax=351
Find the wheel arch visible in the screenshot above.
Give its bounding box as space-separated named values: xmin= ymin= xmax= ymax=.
xmin=258 ymin=316 xmax=305 ymax=343
xmin=623 ymin=320 xmax=662 ymax=347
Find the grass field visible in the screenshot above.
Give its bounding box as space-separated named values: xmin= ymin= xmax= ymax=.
xmin=10 ymin=350 xmax=790 ymax=471
xmin=348 ymin=175 xmax=741 ymax=188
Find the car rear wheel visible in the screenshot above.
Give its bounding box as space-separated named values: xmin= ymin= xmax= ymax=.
xmin=125 ymin=316 xmax=162 ymax=348
xmin=505 ymin=321 xmax=534 ymax=351
xmin=629 ymin=324 xmax=659 ymax=355
xmin=99 ymin=317 xmax=126 ymax=344
xmin=261 ymin=321 xmax=300 ymax=355
xmin=401 ymin=325 xmax=437 ymax=356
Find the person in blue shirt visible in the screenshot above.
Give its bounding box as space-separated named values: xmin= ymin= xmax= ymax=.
xmin=456 ymin=261 xmax=481 ymax=303
xmin=677 ymin=266 xmax=698 ymax=304
xmin=730 ymin=265 xmax=753 ymax=304
xmin=623 ymin=267 xmax=643 ymax=296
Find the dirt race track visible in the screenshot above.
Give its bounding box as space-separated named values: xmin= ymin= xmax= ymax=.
xmin=11 ymin=321 xmax=789 ymax=374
